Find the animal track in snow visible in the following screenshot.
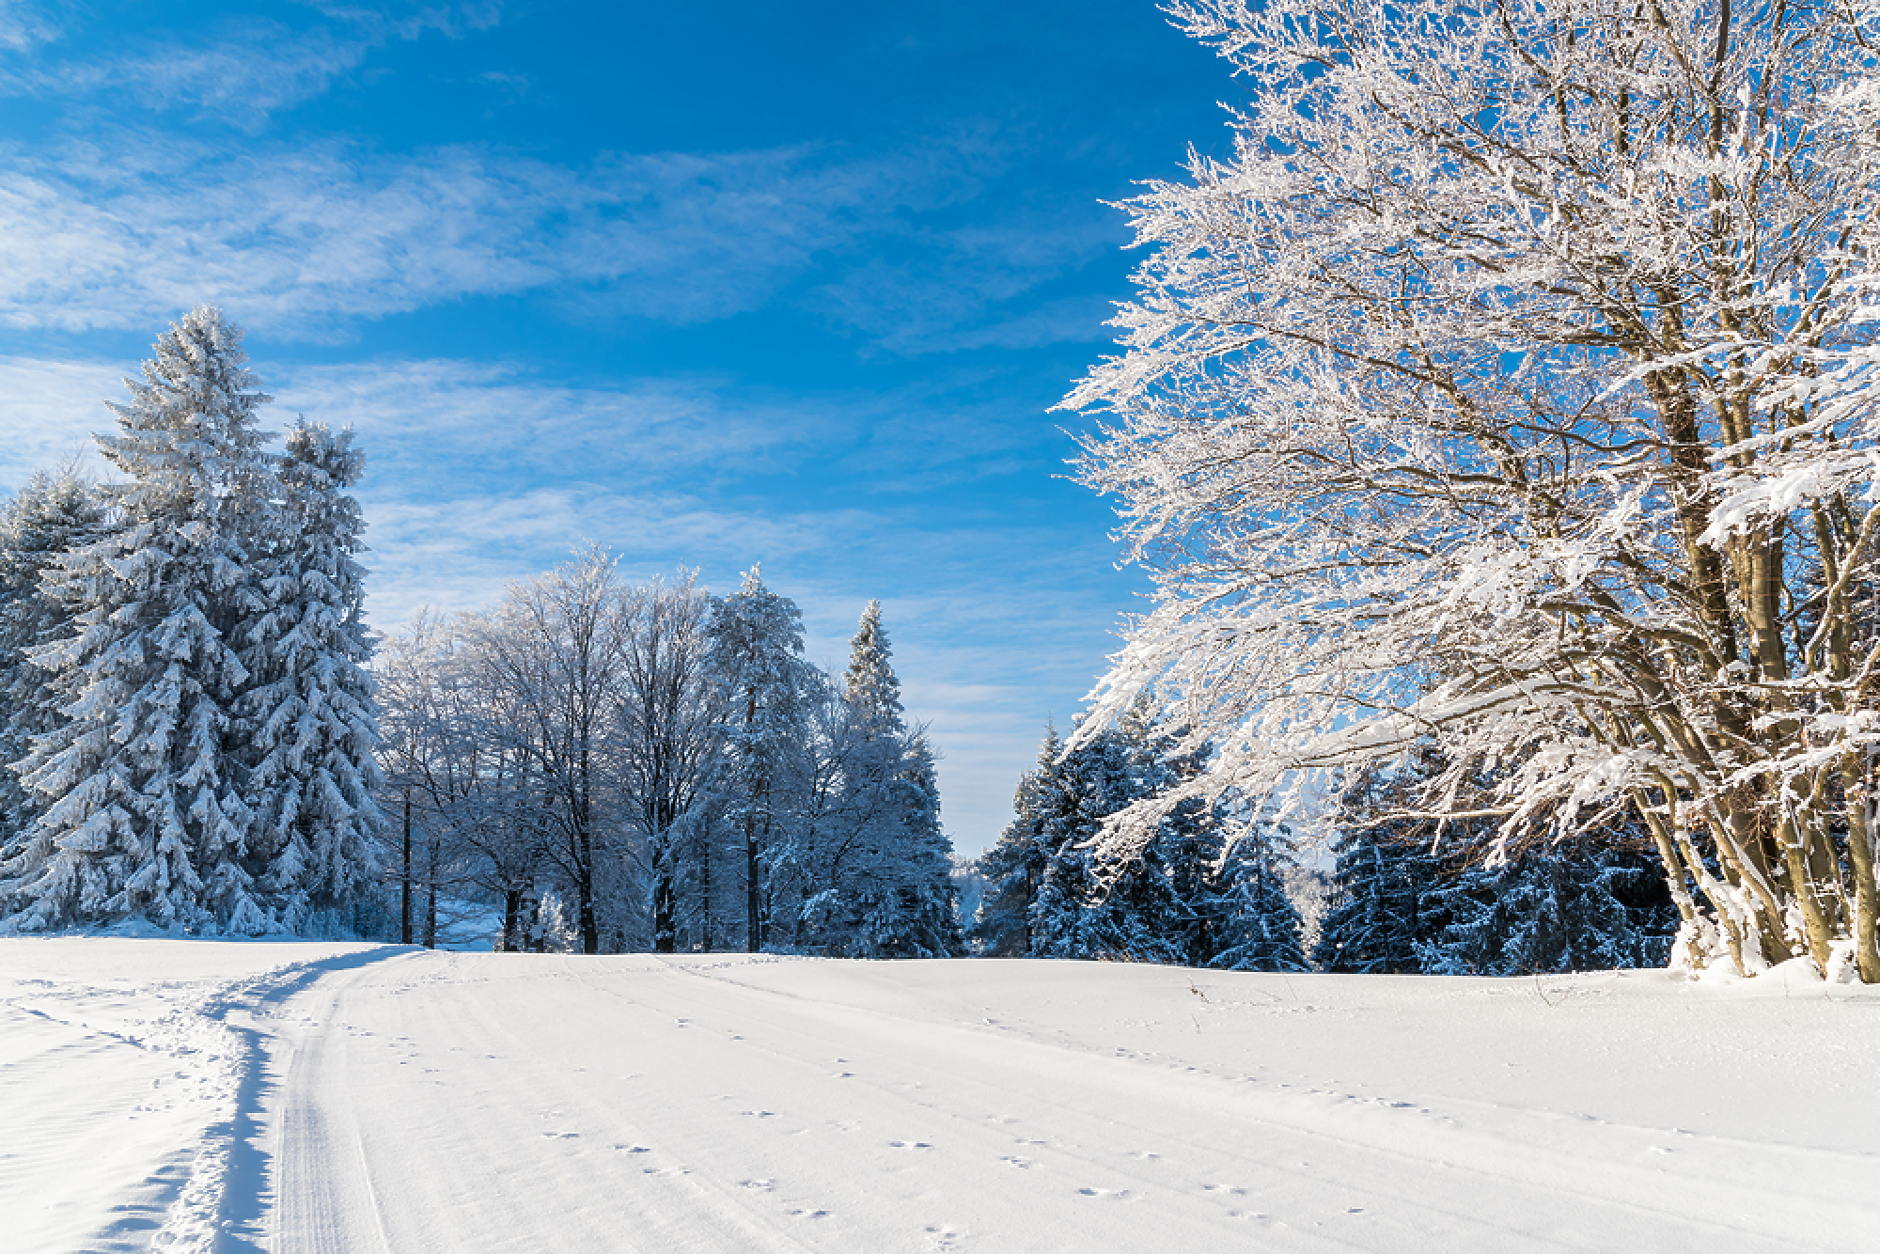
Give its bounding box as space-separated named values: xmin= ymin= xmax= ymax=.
xmin=889 ymin=1140 xmax=933 ymax=1150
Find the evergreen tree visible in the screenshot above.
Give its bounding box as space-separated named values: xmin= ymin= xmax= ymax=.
xmin=238 ymin=421 xmax=384 ymax=929
xmin=4 ymin=307 xmax=276 ymax=933
xmin=0 ymin=471 xmax=107 ymax=882
xmin=811 ymin=601 xmax=957 ymax=958
xmin=1313 ymin=763 xmax=1450 ymax=974
xmin=1317 ymin=745 xmax=1681 ymax=975
xmin=973 ymin=726 xmax=1064 ymax=956
xmin=1205 ymin=824 xmax=1310 ymax=973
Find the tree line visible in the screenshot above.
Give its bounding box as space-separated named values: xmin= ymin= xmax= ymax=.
xmin=0 ymin=307 xmax=957 ymax=957
xmin=380 ymin=561 xmax=959 ymax=957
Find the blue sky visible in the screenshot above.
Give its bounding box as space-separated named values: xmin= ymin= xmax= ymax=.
xmin=0 ymin=0 xmax=1234 ymax=853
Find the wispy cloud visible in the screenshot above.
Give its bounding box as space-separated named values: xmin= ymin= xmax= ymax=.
xmin=0 ymin=138 xmax=991 ymax=338
xmin=0 ymin=2 xmax=503 ymax=127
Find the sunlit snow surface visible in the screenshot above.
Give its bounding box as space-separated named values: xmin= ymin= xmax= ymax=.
xmin=3 ymin=942 xmax=1876 ymax=1252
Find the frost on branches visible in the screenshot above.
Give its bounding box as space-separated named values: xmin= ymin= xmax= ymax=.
xmin=1063 ymin=0 xmax=1880 ymax=981
xmin=0 ymin=308 xmax=382 ymax=935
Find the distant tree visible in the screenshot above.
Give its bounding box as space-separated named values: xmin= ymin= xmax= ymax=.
xmin=616 ymin=571 xmax=722 ymax=954
xmin=796 ymin=601 xmax=957 ymax=958
xmin=707 ymin=567 xmax=817 ymax=953
xmin=974 ymin=726 xmax=1065 ymax=957
xmin=1318 ymin=745 xmax=1680 ymax=975
xmin=1201 ymin=804 xmax=1309 ymax=973
xmin=466 ymin=548 xmax=632 ymax=955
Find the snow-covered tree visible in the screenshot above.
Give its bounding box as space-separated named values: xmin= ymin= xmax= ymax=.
xmin=1203 ymin=818 xmax=1309 ymax=973
xmin=466 ymin=548 xmax=632 ymax=954
xmin=706 ymin=567 xmax=817 ymax=952
xmin=794 ymin=601 xmax=957 ymax=958
xmin=4 ymin=308 xmax=276 ymax=933
xmin=1318 ymin=747 xmax=1679 ymax=974
xmin=1064 ymin=0 xmax=1880 ymax=981
xmin=239 ymin=421 xmax=383 ymax=929
xmin=617 ymin=571 xmax=722 ymax=953
xmin=974 ymin=725 xmax=1066 ymax=956
xmin=0 ymin=471 xmax=106 ymax=875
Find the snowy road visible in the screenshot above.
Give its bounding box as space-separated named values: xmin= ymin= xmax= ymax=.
xmin=5 ymin=942 xmax=1879 ymax=1251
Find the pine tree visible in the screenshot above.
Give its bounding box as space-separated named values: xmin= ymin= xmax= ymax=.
xmin=1313 ymin=764 xmax=1449 ymax=974
xmin=1205 ymin=819 xmax=1310 ymax=973
xmin=0 ymin=471 xmax=107 ymax=886
xmin=4 ymin=307 xmax=275 ymax=934
xmin=817 ymin=601 xmax=957 ymax=958
xmin=238 ymin=421 xmax=384 ymax=930
xmin=973 ymin=725 xmax=1064 ymax=956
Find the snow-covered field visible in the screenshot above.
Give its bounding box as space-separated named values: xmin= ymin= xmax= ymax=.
xmin=3 ymin=942 xmax=1876 ymax=1252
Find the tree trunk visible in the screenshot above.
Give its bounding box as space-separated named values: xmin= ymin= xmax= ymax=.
xmin=400 ymin=791 xmax=414 ymax=947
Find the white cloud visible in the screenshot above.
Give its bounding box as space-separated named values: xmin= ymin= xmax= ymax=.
xmin=0 ymin=138 xmax=982 ymax=338
xmin=0 ymin=2 xmax=504 ymax=126
xmin=0 ymin=356 xmax=122 ymax=486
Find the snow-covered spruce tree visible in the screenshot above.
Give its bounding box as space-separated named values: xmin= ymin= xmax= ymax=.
xmin=238 ymin=421 xmax=383 ymax=930
xmin=1201 ymin=803 xmax=1309 ymax=972
xmin=1065 ymin=0 xmax=1880 ymax=980
xmin=1318 ymin=747 xmax=1680 ymax=974
xmin=973 ymin=725 xmax=1065 ymax=956
xmin=1314 ymin=771 xmax=1449 ymax=975
xmin=4 ymin=308 xmax=276 ymax=933
xmin=706 ymin=567 xmax=817 ymax=952
xmin=0 ymin=471 xmax=107 ymax=880
xmin=796 ymin=601 xmax=957 ymax=958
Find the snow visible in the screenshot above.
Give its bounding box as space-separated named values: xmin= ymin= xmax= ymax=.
xmin=4 ymin=942 xmax=1877 ymax=1252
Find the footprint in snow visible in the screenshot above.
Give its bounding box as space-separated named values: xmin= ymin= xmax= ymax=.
xmin=1203 ymin=1184 xmax=1248 ymax=1197
xmin=890 ymin=1141 xmax=933 ymax=1150
xmin=1077 ymin=1187 xmax=1130 ymax=1199
xmin=1000 ymin=1156 xmax=1031 ymax=1169
xmin=741 ymin=1179 xmax=774 ymax=1191
xmin=614 ymin=1145 xmax=652 ymax=1154
xmin=790 ymin=1209 xmax=832 ymax=1220
xmin=741 ymin=1110 xmax=776 ymax=1118
xmin=542 ymin=1131 xmax=579 ymax=1139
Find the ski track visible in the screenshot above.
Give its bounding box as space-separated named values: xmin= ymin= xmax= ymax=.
xmin=4 ymin=943 xmax=1878 ymax=1252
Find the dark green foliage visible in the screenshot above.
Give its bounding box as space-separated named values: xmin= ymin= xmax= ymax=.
xmin=1318 ymin=748 xmax=1679 ymax=976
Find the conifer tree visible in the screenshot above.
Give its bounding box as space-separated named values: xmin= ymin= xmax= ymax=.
xmin=1203 ymin=811 xmax=1310 ymax=972
xmin=4 ymin=307 xmax=275 ymax=933
xmin=238 ymin=421 xmax=384 ymax=929
xmin=0 ymin=471 xmax=107 ymax=881
xmin=974 ymin=726 xmax=1064 ymax=956
xmin=816 ymin=600 xmax=957 ymax=958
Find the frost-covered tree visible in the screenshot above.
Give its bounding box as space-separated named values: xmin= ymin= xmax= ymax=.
xmin=974 ymin=725 xmax=1066 ymax=956
xmin=617 ymin=572 xmax=722 ymax=953
xmin=1065 ymin=0 xmax=1880 ymax=980
xmin=238 ymin=421 xmax=383 ymax=929
xmin=794 ymin=601 xmax=957 ymax=957
xmin=4 ymin=308 xmax=276 ymax=933
xmin=707 ymin=567 xmax=817 ymax=952
xmin=0 ymin=471 xmax=106 ymax=873
xmin=467 ymin=548 xmax=632 ymax=954
xmin=1318 ymin=748 xmax=1679 ymax=974
xmin=1204 ymin=819 xmax=1309 ymax=973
